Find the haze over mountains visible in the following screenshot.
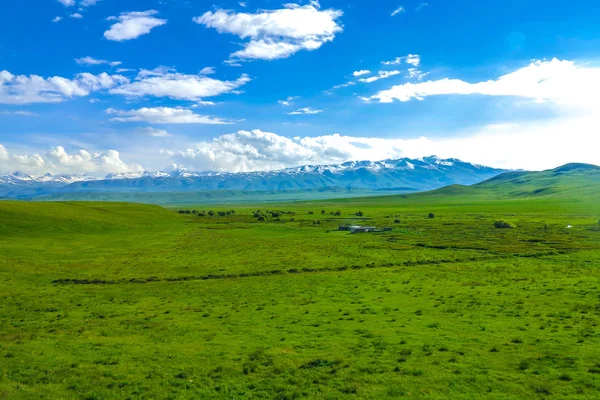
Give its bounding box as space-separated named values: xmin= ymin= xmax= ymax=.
xmin=0 ymin=156 xmax=506 ymax=200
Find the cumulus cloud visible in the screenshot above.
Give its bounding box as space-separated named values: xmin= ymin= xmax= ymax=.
xmin=109 ymin=67 xmax=250 ymax=101
xmin=194 ymin=3 xmax=343 ymax=62
xmin=287 ymin=107 xmax=323 ymax=115
xmin=57 ymin=0 xmax=75 ymax=6
xmin=359 ymin=70 xmax=400 ymax=83
xmin=106 ymin=107 xmax=232 ymax=124
xmin=167 ymin=119 xmax=600 ymax=173
xmin=75 ymin=56 xmax=121 ymax=67
xmin=0 ymin=70 xmax=128 ymax=104
xmin=391 ymin=6 xmax=405 ymax=16
xmin=104 ymin=10 xmax=166 ymax=41
xmin=69 ymin=13 xmax=83 ymax=19
xmin=52 ymin=16 xmax=63 ymax=23
xmin=353 ymin=70 xmax=371 ymax=77
xmin=0 ymin=145 xmax=143 ymax=176
xmin=367 ymin=58 xmax=600 ymax=107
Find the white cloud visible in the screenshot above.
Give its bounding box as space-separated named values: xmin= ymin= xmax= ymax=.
xmin=367 ymin=58 xmax=600 ymax=107
xmin=52 ymin=16 xmax=63 ymax=23
xmin=109 ymin=67 xmax=250 ymax=101
xmin=0 ymin=145 xmax=142 ymax=176
xmin=194 ymin=4 xmax=343 ymax=62
xmin=382 ymin=54 xmax=420 ymax=66
xmin=287 ymin=107 xmax=323 ymax=115
xmin=167 ymin=120 xmax=600 ymax=173
xmin=80 ymin=0 xmax=100 ymax=7
xmin=239 ymin=2 xmax=247 ymax=7
xmin=57 ymin=0 xmax=75 ymax=6
xmin=353 ymin=70 xmax=371 ymax=77
xmin=416 ymin=3 xmax=429 ymax=11
xmin=359 ymin=70 xmax=400 ymax=83
xmin=138 ymin=127 xmax=171 ymax=137
xmin=278 ymin=96 xmax=298 ymax=106
xmin=199 ymin=67 xmax=216 ymax=75
xmin=104 ymin=10 xmax=167 ymax=41
xmin=391 ymin=6 xmax=405 ymax=16
xmin=406 ymin=54 xmax=420 ymax=66
xmin=75 ymin=56 xmax=122 ymax=67
xmin=0 ymin=70 xmax=128 ymax=104
xmin=69 ymin=13 xmax=83 ymax=19
xmin=106 ymin=107 xmax=232 ymax=124
xmin=407 ymin=67 xmax=428 ymax=80
xmin=329 ymin=81 xmax=356 ymax=90
xmin=0 ymin=110 xmax=38 ymax=116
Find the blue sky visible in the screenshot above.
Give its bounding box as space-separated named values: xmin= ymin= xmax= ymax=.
xmin=1 ymin=0 xmax=599 ymax=175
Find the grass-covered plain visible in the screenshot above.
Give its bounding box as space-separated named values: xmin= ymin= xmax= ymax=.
xmin=1 ymin=167 xmax=600 ymax=399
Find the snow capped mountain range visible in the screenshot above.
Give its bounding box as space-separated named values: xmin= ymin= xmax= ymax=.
xmin=0 ymin=156 xmax=507 ymax=199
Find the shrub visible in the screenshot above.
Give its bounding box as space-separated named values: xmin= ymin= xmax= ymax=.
xmin=270 ymin=212 xmax=281 ymax=218
xmin=198 ymin=212 xmax=206 ymax=217
xmin=321 ymin=210 xmax=326 ymax=214
xmin=313 ymin=220 xmax=321 ymax=225
xmin=253 ymin=212 xmax=261 ymax=218
xmin=428 ymin=213 xmax=435 ymax=219
xmin=355 ymin=211 xmax=364 ymax=217
xmin=308 ymin=211 xmax=314 ymax=215
xmin=208 ymin=211 xmax=215 ymax=217
xmin=334 ymin=211 xmax=342 ymax=216
xmin=394 ymin=219 xmax=401 ymax=224
xmin=192 ymin=210 xmax=197 ymax=214
xmin=494 ymin=220 xmax=516 ymax=229
xmin=178 ymin=210 xmax=185 ymax=214
xmin=217 ymin=211 xmax=227 ymax=217
xmin=257 ymin=216 xmax=266 ymax=221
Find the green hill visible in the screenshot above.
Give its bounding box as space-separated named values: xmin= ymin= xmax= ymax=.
xmin=405 ymin=163 xmax=600 ymax=201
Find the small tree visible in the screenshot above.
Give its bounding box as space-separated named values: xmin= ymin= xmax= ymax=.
xmin=308 ymin=211 xmax=314 ymax=215
xmin=178 ymin=210 xmax=185 ymax=214
xmin=355 ymin=211 xmax=364 ymax=217
xmin=185 ymin=210 xmax=191 ymax=214
xmin=321 ymin=210 xmax=326 ymax=214
xmin=428 ymin=213 xmax=435 ymax=219
xmin=208 ymin=210 xmax=215 ymax=217
xmin=334 ymin=211 xmax=342 ymax=216
xmin=218 ymin=211 xmax=227 ymax=217
xmin=394 ymin=219 xmax=401 ymax=224
xmin=257 ymin=216 xmax=266 ymax=221
xmin=192 ymin=210 xmax=197 ymax=214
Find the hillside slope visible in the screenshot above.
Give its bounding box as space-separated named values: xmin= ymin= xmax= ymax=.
xmin=405 ymin=163 xmax=600 ymax=201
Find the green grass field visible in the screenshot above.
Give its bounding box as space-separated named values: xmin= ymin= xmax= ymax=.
xmin=1 ymin=166 xmax=600 ymax=399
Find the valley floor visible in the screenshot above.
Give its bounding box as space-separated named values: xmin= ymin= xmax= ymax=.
xmin=0 ymin=197 xmax=599 ymax=399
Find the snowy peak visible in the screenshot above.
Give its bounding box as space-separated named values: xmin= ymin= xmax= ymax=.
xmin=1 ymin=156 xmax=507 ymax=198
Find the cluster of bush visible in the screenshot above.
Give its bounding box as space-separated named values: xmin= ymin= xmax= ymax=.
xmin=253 ymin=209 xmax=294 ymax=222
xmin=494 ymin=220 xmax=516 ymax=229
xmin=177 ymin=209 xmax=236 ymax=217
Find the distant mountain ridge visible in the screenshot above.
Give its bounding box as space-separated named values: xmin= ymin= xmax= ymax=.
xmin=0 ymin=156 xmax=507 ymax=199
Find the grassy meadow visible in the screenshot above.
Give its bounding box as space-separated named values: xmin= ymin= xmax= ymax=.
xmin=1 ymin=175 xmax=600 ymax=398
